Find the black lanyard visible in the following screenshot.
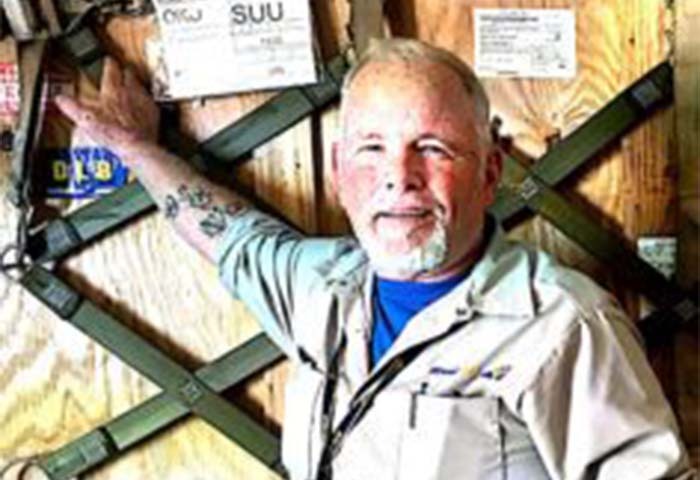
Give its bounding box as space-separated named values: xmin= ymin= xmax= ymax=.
xmin=315 ymin=319 xmax=470 ymax=480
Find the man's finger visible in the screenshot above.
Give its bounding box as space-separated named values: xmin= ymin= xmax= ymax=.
xmin=54 ymin=95 xmax=102 ymax=130
xmin=102 ymin=57 xmax=124 ymax=95
xmin=123 ymin=67 xmax=148 ymax=99
xmin=54 ymin=94 xmax=88 ymax=124
xmin=123 ymin=67 xmax=140 ymax=88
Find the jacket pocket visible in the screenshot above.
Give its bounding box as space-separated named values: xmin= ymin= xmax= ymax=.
xmin=282 ymin=365 xmax=326 ymax=480
xmin=398 ymin=394 xmax=502 ymax=480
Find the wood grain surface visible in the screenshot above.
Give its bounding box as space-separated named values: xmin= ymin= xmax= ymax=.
xmin=1 ymin=0 xmax=695 ymax=477
xmin=673 ymin=0 xmax=699 ymax=466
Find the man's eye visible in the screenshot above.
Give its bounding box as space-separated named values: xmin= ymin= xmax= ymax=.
xmin=419 ymin=145 xmax=450 ymax=160
xmin=355 ymin=144 xmax=384 ymax=160
xmin=358 ymin=144 xmax=383 ymax=153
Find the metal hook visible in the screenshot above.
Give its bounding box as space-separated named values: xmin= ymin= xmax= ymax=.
xmin=0 ymin=456 xmax=44 ymax=480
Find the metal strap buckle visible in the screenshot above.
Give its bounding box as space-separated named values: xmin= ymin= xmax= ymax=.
xmin=0 ymin=244 xmax=31 ymax=282
xmin=673 ymin=298 xmax=698 ymax=324
xmin=177 ymin=380 xmax=204 ymax=406
xmin=518 ymin=177 xmax=541 ymax=201
xmin=0 ymin=455 xmax=51 ymax=480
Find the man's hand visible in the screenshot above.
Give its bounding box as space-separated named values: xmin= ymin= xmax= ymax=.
xmin=55 ymin=56 xmax=247 ymax=262
xmin=55 ymin=57 xmax=160 ymax=164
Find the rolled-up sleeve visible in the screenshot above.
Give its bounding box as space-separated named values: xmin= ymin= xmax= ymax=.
xmin=520 ymin=305 xmax=694 ymax=479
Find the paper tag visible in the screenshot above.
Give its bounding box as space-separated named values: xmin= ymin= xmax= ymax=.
xmin=474 ymin=9 xmax=576 ymax=78
xmin=638 ymin=237 xmax=677 ymax=279
xmin=42 ymin=147 xmax=131 ymax=199
xmin=152 ymin=0 xmax=317 ymax=100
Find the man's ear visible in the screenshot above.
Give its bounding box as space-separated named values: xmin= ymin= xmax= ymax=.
xmin=330 ymin=140 xmax=341 ymax=199
xmin=482 ymin=145 xmax=503 ymax=205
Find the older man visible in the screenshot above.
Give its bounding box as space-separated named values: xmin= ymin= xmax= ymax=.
xmin=52 ymin=39 xmax=691 ymax=479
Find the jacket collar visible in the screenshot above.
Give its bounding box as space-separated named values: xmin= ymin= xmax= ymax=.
xmin=321 ymin=218 xmax=538 ymax=379
xmin=322 ymin=217 xmax=538 ymax=320
xmin=461 ymin=220 xmax=537 ymax=319
xmin=324 ymin=216 xmax=536 ymax=328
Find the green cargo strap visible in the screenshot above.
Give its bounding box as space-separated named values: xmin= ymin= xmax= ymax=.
xmin=186 ymin=55 xmax=347 ymax=170
xmin=39 ymin=334 xmax=284 ymax=480
xmin=498 ymin=155 xmax=698 ymax=331
xmin=349 ymin=0 xmax=386 ymax=56
xmin=20 ymin=51 xmax=348 ymax=479
xmin=20 ymin=266 xmax=284 ymax=475
xmin=56 ymin=1 xmax=149 ymax=85
xmin=27 ymin=55 xmax=350 ymax=263
xmin=491 ymin=61 xmax=674 ymax=223
xmin=58 ymin=23 xmax=104 ymax=85
xmin=28 ymin=182 xmax=152 ymax=262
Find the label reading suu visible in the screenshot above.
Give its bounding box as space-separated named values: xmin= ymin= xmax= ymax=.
xmin=44 ymin=147 xmax=130 ymax=199
xmin=152 ymin=0 xmax=317 ymax=100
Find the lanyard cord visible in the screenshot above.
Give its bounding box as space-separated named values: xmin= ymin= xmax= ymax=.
xmin=315 ymin=319 xmax=470 ymax=480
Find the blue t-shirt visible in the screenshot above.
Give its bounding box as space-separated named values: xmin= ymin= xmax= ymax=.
xmin=371 ymin=271 xmax=469 ymax=367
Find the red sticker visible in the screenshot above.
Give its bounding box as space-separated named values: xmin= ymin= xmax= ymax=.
xmin=0 ymin=63 xmax=75 ymax=116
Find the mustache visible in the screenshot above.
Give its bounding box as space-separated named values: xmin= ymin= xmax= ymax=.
xmin=371 ymin=203 xmax=447 ymax=221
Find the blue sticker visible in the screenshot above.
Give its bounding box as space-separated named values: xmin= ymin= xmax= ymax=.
xmin=43 ymin=147 xmax=130 ymax=199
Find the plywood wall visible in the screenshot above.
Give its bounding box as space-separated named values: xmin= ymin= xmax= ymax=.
xmin=1 ymin=0 xmax=695 ymax=478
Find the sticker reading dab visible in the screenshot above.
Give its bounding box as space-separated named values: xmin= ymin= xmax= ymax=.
xmin=44 ymin=147 xmax=130 ymax=199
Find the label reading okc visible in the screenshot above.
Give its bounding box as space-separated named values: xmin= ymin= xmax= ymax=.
xmin=152 ymin=0 xmax=317 ymax=100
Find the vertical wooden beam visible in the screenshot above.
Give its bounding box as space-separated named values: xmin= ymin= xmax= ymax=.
xmin=673 ymin=0 xmax=699 ymax=467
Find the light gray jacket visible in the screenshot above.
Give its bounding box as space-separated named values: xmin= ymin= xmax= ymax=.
xmin=218 ymin=210 xmax=693 ymax=480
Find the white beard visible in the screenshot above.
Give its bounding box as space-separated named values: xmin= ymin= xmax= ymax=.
xmin=362 ymin=220 xmax=448 ymax=278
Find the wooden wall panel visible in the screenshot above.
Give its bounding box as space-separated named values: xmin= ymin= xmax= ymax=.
xmin=1 ymin=0 xmax=695 ymax=477
xmin=673 ymin=0 xmax=700 ymax=465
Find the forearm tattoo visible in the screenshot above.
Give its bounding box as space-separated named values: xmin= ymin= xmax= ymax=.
xmin=164 ymin=184 xmax=244 ymax=237
xmin=164 ymin=194 xmax=179 ymax=219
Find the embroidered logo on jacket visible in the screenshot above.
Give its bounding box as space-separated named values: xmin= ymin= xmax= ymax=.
xmin=429 ymin=364 xmax=512 ymax=381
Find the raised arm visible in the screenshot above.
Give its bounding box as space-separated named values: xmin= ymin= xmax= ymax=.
xmin=55 ymin=58 xmax=248 ymax=262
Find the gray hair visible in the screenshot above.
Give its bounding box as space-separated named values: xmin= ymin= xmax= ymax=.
xmin=340 ymin=38 xmax=491 ymax=136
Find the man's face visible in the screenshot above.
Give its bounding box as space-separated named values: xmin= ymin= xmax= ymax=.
xmin=333 ymin=60 xmax=501 ymax=281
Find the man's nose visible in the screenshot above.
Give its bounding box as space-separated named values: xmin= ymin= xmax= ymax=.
xmin=382 ymin=149 xmax=426 ymax=192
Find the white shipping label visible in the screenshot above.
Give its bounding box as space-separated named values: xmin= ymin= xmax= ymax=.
xmin=638 ymin=237 xmax=677 ymax=280
xmin=152 ymin=0 xmax=317 ymax=99
xmin=474 ymin=9 xmax=576 ymax=78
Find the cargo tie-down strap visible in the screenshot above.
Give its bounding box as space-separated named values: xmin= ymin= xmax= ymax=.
xmin=491 ymin=61 xmax=698 ymax=339
xmin=26 ymin=66 xmax=349 ymax=480
xmin=20 ymin=266 xmax=285 ymax=477
xmin=1 ymin=0 xmax=64 ymax=279
xmin=26 ymin=54 xmax=350 ymax=263
xmin=0 ymin=2 xmax=345 ymax=479
xmin=58 ymin=0 xmax=154 ymax=85
xmin=23 ymin=53 xmax=350 ymax=480
xmin=2 ymin=3 xmax=696 ymax=477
